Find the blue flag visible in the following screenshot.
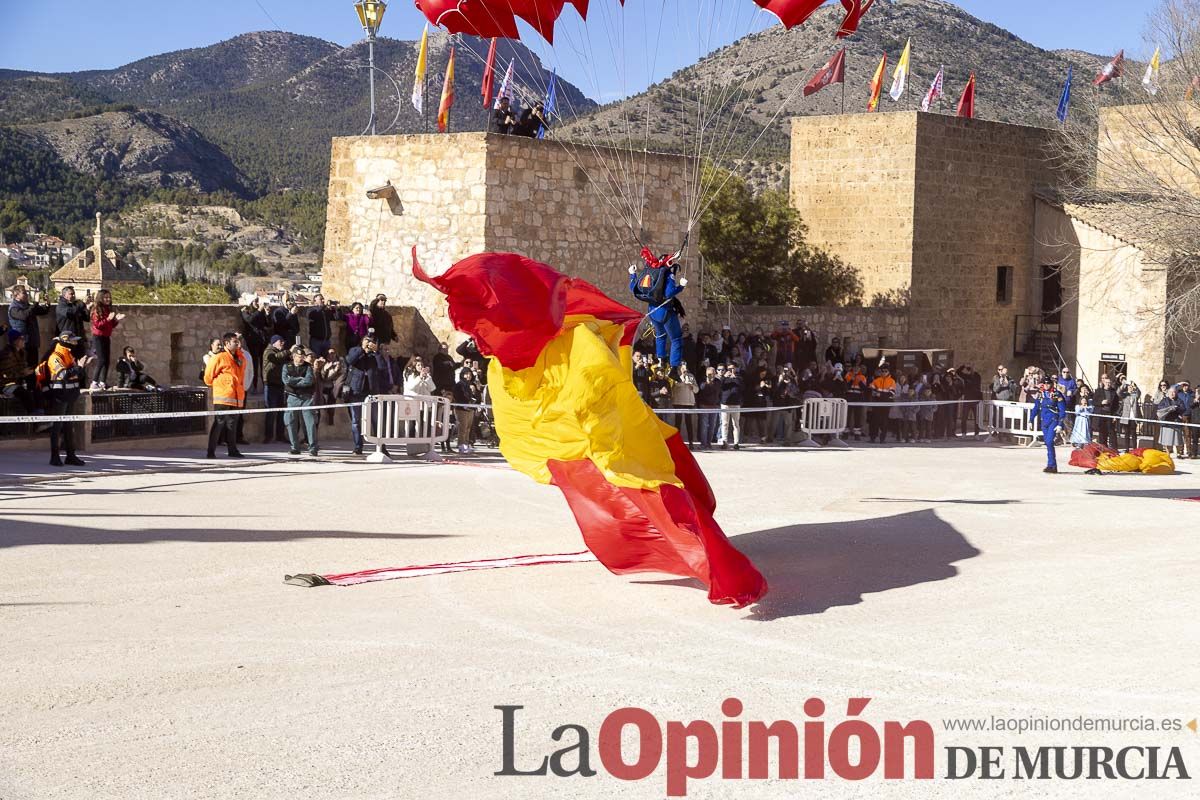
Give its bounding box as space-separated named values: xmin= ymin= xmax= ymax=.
xmin=1057 ymin=66 xmax=1072 ymax=124
xmin=538 ymin=70 xmax=557 ymax=140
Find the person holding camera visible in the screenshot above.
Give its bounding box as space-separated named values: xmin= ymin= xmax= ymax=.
xmin=695 ymin=365 xmax=721 ymax=450
xmin=345 ymin=335 xmax=387 ymax=455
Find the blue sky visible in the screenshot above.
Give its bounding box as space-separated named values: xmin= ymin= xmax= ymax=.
xmin=3 ymin=0 xmax=1157 ymax=99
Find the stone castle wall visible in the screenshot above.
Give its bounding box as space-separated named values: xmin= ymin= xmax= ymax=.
xmin=1098 ymin=104 xmax=1200 ymax=196
xmin=686 ymin=303 xmax=910 ymax=360
xmin=790 ymin=113 xmax=919 ymax=303
xmin=1 ymin=303 xmax=241 ymax=386
xmin=908 ymin=114 xmax=1065 ymax=373
xmin=321 ymin=133 xmax=691 ymax=345
xmin=792 ymin=112 xmax=1066 ymax=373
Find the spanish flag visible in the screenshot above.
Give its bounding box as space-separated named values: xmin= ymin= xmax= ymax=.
xmin=412 ymin=249 xmax=768 ymax=608
xmin=437 ymin=47 xmax=455 ymax=133
xmin=868 ymin=52 xmax=887 ymax=112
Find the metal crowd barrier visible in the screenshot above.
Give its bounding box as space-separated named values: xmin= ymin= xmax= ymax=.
xmin=796 ymin=397 xmax=850 ymax=448
xmin=982 ymin=400 xmax=1045 ymax=447
xmin=362 ymin=394 xmax=451 ymax=462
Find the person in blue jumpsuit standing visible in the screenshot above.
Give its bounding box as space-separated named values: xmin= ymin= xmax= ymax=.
xmin=1030 ymin=375 xmax=1067 ymax=473
xmin=629 ymin=247 xmax=688 ymax=369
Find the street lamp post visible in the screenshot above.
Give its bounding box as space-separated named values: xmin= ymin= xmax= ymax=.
xmin=354 ymin=0 xmax=388 ymax=135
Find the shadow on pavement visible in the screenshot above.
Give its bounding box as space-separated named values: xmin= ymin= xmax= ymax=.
xmin=1085 ymin=488 xmax=1200 ymax=501
xmin=0 ymin=515 xmax=457 ymax=549
xmin=637 ymin=509 xmax=979 ymax=620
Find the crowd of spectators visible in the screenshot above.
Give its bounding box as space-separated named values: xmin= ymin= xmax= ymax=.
xmin=491 ymin=97 xmax=550 ymax=138
xmin=3 ymin=293 xmax=1197 ymax=463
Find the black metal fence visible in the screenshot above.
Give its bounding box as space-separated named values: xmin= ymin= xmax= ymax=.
xmin=0 ymin=394 xmax=38 ymax=439
xmin=90 ymin=388 xmax=209 ymax=442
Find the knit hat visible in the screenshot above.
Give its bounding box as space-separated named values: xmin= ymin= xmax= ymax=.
xmin=270 ymin=335 xmax=285 ymax=345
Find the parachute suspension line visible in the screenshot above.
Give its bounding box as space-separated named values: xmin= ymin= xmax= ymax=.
xmin=691 ymin=54 xmax=814 ymax=228
xmin=453 ymin=36 xmax=642 ymax=248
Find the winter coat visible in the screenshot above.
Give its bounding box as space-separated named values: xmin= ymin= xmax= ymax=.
xmin=204 ymin=349 xmax=247 ymax=408
xmin=696 ymin=378 xmax=721 ymax=407
xmin=345 ymin=346 xmax=387 ymax=398
xmin=116 ymin=357 xmax=150 ymax=389
xmin=0 ymin=345 xmax=31 ymax=387
xmin=991 ymin=374 xmax=1015 ymax=401
xmin=306 ymin=306 xmax=336 ymax=341
xmin=719 ymin=375 xmax=743 ymax=406
xmin=6 ymin=297 xmax=50 ymax=351
xmin=369 ymin=302 xmax=395 ymax=344
xmin=90 ymin=304 xmax=119 ymax=338
xmin=262 ymin=346 xmax=289 ymax=387
xmin=282 ymin=361 xmax=315 ymax=400
xmin=55 ymin=297 xmax=88 ymax=337
xmin=671 ymin=373 xmax=698 ymax=406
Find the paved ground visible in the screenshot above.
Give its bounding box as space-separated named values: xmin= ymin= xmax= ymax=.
xmin=1 ymin=441 xmax=1198 ymax=799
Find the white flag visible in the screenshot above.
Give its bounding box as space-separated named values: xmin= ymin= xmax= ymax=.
xmin=1143 ymin=47 xmax=1161 ymax=95
xmin=411 ymin=25 xmax=428 ymax=114
xmin=921 ymin=66 xmax=944 ymax=112
xmin=890 ymin=39 xmax=912 ymax=101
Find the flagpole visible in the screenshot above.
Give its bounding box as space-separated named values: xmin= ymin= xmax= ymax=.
xmin=841 ymin=64 xmax=846 ymax=115
xmin=423 ymin=72 xmax=428 ymax=133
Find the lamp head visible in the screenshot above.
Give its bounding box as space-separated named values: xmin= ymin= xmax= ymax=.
xmin=354 ymin=0 xmax=387 ymax=37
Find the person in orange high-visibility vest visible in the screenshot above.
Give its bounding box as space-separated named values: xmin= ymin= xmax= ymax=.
xmin=867 ymin=364 xmax=898 ymax=443
xmin=844 ymin=365 xmax=869 ymax=440
xmin=203 ymin=331 xmax=246 ymax=459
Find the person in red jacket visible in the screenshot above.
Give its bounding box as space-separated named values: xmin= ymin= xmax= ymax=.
xmin=89 ymin=288 xmax=125 ymax=390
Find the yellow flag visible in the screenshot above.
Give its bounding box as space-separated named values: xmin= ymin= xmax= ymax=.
xmin=1143 ymin=47 xmax=1161 ymax=95
xmin=889 ymin=39 xmax=911 ymax=101
xmin=868 ymin=52 xmax=887 ymax=112
xmin=411 ymin=25 xmax=428 ymax=113
xmin=437 ymin=47 xmax=456 ymax=133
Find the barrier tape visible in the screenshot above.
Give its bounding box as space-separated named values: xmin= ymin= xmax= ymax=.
xmin=0 ymin=399 xmax=366 ymax=425
xmin=3 ymin=396 xmax=1197 ymax=431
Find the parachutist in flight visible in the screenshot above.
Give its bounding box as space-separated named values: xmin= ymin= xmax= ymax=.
xmin=629 ymin=247 xmax=687 ymax=372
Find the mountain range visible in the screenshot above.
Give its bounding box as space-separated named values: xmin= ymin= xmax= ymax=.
xmin=0 ymin=0 xmax=1142 ymax=243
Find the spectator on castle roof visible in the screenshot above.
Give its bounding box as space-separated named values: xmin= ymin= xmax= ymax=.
xmin=516 ymin=102 xmax=549 ymax=137
xmin=493 ymin=97 xmax=518 ymax=135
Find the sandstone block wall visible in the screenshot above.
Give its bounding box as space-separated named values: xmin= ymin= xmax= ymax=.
xmin=1098 ymin=104 xmax=1200 ymax=196
xmin=321 ymin=133 xmax=692 ymax=345
xmin=1 ymin=303 xmax=241 ymax=386
xmin=687 ymin=303 xmax=910 ymax=361
xmin=790 ymin=113 xmax=919 ymax=303
xmin=791 ymin=112 xmax=1066 ymax=374
xmin=908 ymin=114 xmax=1064 ymax=374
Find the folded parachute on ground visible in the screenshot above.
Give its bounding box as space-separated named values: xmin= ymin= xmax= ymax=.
xmin=414 ymin=0 xmax=874 ymax=44
xmin=412 ymin=248 xmax=768 ymax=608
xmin=1096 ymin=452 xmax=1143 ymax=473
xmin=1068 ymin=442 xmax=1118 ymax=470
xmin=1136 ymin=449 xmax=1175 ymax=475
xmin=1092 ymin=448 xmax=1176 ymax=475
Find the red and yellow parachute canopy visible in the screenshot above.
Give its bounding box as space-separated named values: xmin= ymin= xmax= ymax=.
xmin=413 ymin=249 xmax=767 ymax=607
xmin=414 ymin=0 xmax=876 ymax=44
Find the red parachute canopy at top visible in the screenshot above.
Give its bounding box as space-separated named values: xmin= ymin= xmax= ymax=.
xmin=413 ymin=0 xmax=874 ymax=44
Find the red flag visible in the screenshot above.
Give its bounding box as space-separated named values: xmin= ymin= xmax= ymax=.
xmin=803 ymin=48 xmax=846 ymax=97
xmin=956 ymin=73 xmax=976 ymax=119
xmin=481 ymin=38 xmax=498 ymax=108
xmin=1093 ymin=50 xmax=1124 ymax=86
xmin=837 ymin=0 xmax=876 ymax=38
xmin=437 ymin=47 xmax=456 ymax=133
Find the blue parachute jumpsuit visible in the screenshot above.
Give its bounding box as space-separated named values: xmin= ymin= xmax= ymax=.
xmin=629 ymin=264 xmax=686 ymax=367
xmin=1030 ymin=389 xmax=1067 ymax=470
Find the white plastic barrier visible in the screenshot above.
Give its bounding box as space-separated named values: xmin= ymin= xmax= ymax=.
xmin=362 ymin=394 xmax=452 ymax=462
xmin=796 ymin=397 xmax=849 ymax=448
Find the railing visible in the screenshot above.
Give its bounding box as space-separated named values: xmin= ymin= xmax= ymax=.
xmin=89 ymin=388 xmax=209 ymax=442
xmin=362 ymin=394 xmax=451 ymax=461
xmin=0 ymin=394 xmax=40 ymax=439
xmin=1012 ymin=315 xmax=1062 ymax=360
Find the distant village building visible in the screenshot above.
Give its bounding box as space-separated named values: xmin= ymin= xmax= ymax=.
xmin=4 ymin=275 xmax=41 ymax=303
xmin=50 ymin=213 xmax=145 ymax=296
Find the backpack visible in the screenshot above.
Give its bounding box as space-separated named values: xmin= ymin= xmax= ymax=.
xmin=633 ymin=265 xmax=668 ymax=304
